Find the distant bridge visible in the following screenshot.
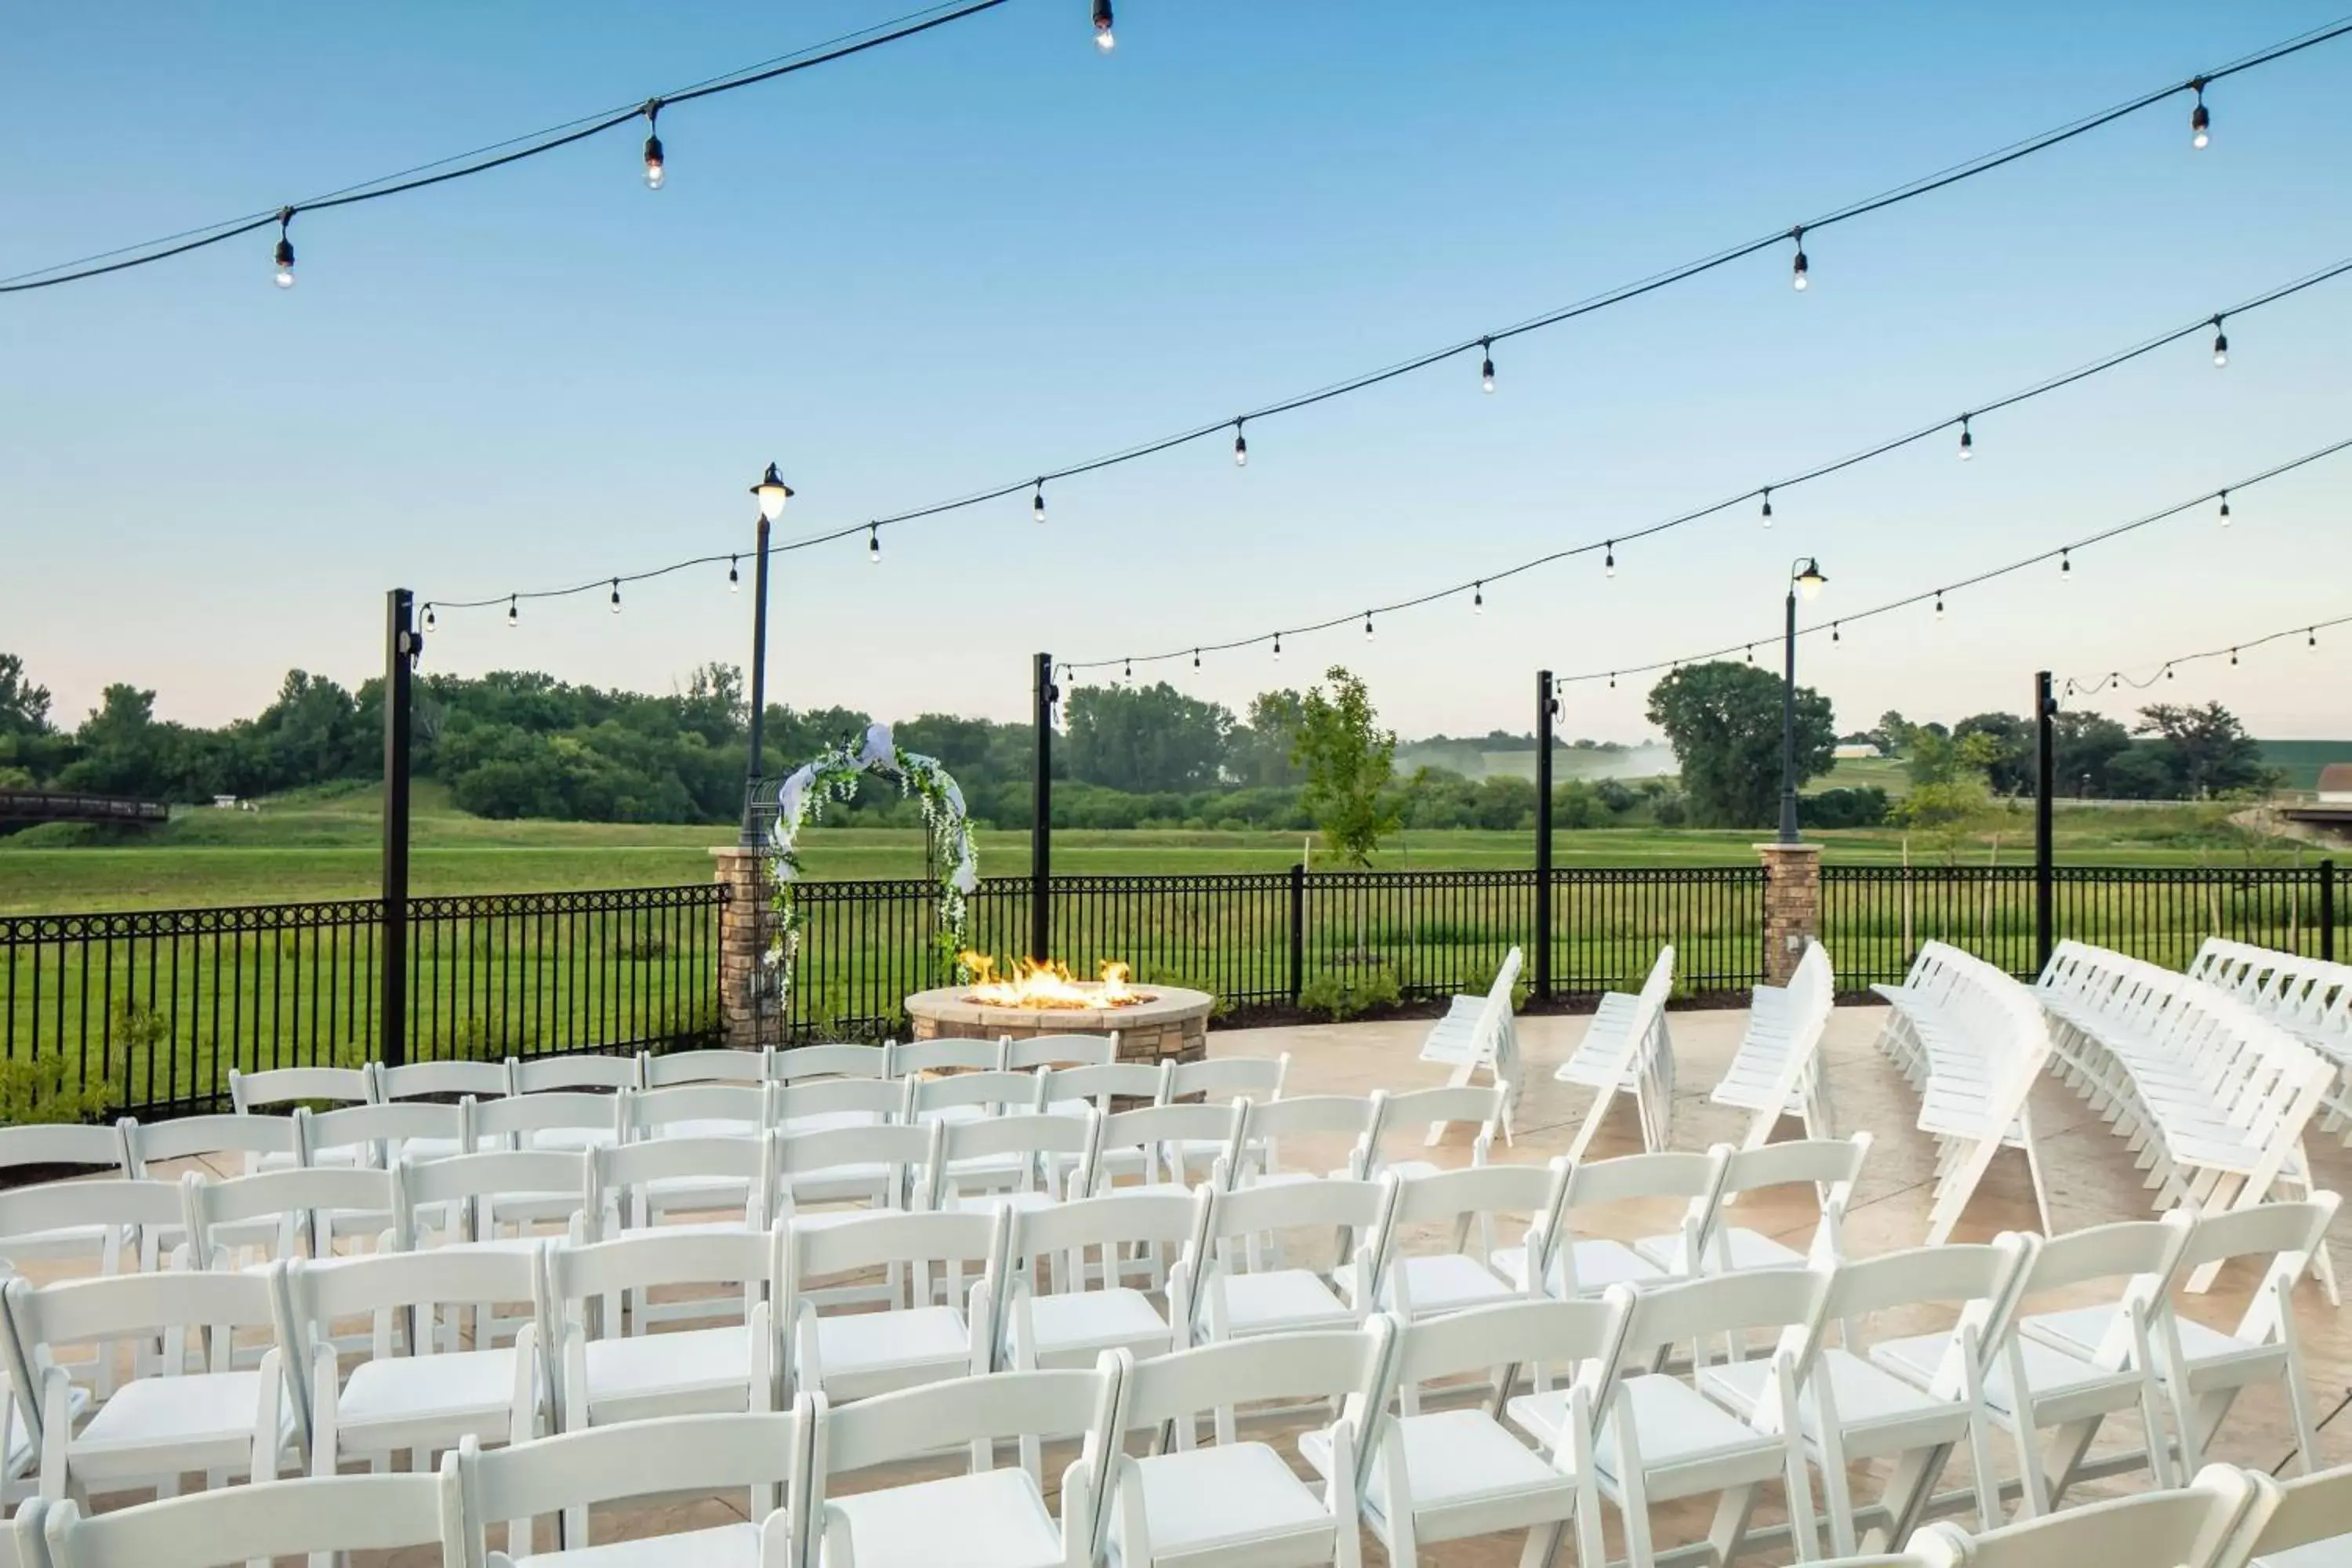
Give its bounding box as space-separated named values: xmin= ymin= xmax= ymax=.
xmin=0 ymin=789 xmax=171 ymax=828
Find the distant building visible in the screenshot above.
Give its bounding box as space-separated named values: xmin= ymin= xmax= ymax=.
xmin=1834 ymin=743 xmax=1882 ymax=760
xmin=212 ymin=794 xmax=238 ymax=809
xmin=2318 ymin=764 xmax=2352 ymax=804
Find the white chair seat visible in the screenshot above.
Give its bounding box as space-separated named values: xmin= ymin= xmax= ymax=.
xmin=1701 ymin=1348 xmax=1953 ymax=1444
xmin=1494 ymin=1238 xmax=1663 ymax=1297
xmin=1873 ymin=1330 xmax=2134 ymax=1419
xmin=949 ymin=1189 xmax=1060 ymax=1217
xmin=514 ymin=1520 xmax=759 ymax=1568
xmin=583 ymin=1326 xmax=753 ymax=1407
xmin=71 ymin=1370 xmax=296 ymax=1476
xmin=1213 ymin=1271 xmax=1356 ymax=1336
xmin=814 ymin=1306 xmax=971 ymax=1377
xmin=1381 ymin=1254 xmax=1518 ymax=1315
xmin=2022 ymin=1305 xmax=2274 ymax=1386
xmin=339 ymin=1347 xmax=521 ymax=1435
xmin=1302 ymin=1406 xmax=1567 ymax=1521
xmin=1118 ymin=1441 xmax=1334 ymax=1559
xmin=1591 ymin=1375 xmax=1781 ymax=1478
xmin=824 ymin=1467 xmax=1063 ymax=1568
xmin=2254 ymin=1538 xmax=2352 ymax=1568
xmin=1026 ymin=1289 xmax=1172 ymax=1359
xmin=1633 ymin=1228 xmax=1805 ymax=1273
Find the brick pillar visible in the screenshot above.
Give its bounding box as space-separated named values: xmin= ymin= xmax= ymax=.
xmin=1755 ymin=841 xmax=1823 ymax=985
xmin=710 ymin=846 xmax=774 ymax=1050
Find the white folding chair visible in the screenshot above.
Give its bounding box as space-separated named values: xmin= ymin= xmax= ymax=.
xmin=1005 ymin=1033 xmax=1121 ymax=1071
xmin=2248 ymin=1458 xmax=2352 ymax=1566
xmin=2024 ymin=1195 xmax=2339 ymax=1478
xmin=1352 ymin=1087 xmax=1498 ymax=1181
xmin=1001 ymin=1192 xmax=1205 ymax=1375
xmin=3 ymin=1269 xmax=299 ymax=1502
xmin=454 ymin=1408 xmax=808 ymax=1567
xmin=0 ymin=1181 xmax=180 ymax=1400
xmin=1499 ymin=1146 xmax=1731 ymax=1300
xmin=1167 ymin=1056 xmax=1289 ymax=1185
xmin=1416 ymin=946 xmax=1523 ymax=1147
xmin=1307 ymin=1296 xmax=1627 ymax=1568
xmin=374 ymin=1058 xmax=513 ymax=1134
xmin=1712 ymin=939 xmax=1838 ymax=1147
xmin=803 ymin=1365 xmax=1116 ymax=1568
xmin=887 ymin=1036 xmax=1004 ymax=1080
xmin=0 ymin=1126 xmax=127 ymax=1185
xmin=1084 ymin=1102 xmax=1244 ymax=1197
xmin=770 ymin=1043 xmax=891 ymax=1083
xmin=38 ymin=1468 xmax=463 ymax=1568
xmin=629 ymin=1078 xmax=771 ymax=1143
xmin=1906 ymin=1460 xmax=2279 ymax=1568
xmin=507 ymin=1051 xmax=641 ymax=1096
xmin=641 ymin=1047 xmax=772 ymax=1088
xmin=1099 ymin=1319 xmax=1392 ymax=1568
xmin=278 ymin=1246 xmax=543 ymax=1482
xmin=1703 ymin=1237 xmax=2034 ymax=1557
xmin=473 ymin=1090 xmax=625 ymax=1158
xmin=1633 ymin=1134 xmax=1871 ymax=1278
xmin=782 ymin=1208 xmax=1005 ymax=1403
xmin=775 ymin=1076 xmax=902 ymax=1138
xmin=1232 ymin=1094 xmax=1384 ymax=1188
xmin=225 ymin=1067 xmax=374 ymax=1169
xmin=1515 ymin=1265 xmax=1831 ymax=1568
xmin=397 ymin=1151 xmax=590 ymax=1348
xmin=1556 ymin=946 xmax=1677 ymax=1159
xmin=543 ymin=1229 xmax=776 ymax=1433
xmin=1356 ymin=1163 xmax=1568 ymax=1333
xmin=931 ymin=1111 xmax=1099 ymax=1217
xmin=906 ymin=1069 xmax=1045 ymax=1128
xmin=180 ymin=1164 xmax=400 ymax=1271
xmin=1189 ymin=1174 xmax=1397 ymax=1345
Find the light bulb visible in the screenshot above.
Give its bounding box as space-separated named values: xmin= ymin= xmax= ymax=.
xmin=609 ymin=580 xmax=622 ymax=614
xmin=422 ymin=604 xmax=437 ymax=631
xmin=1032 ymin=484 xmax=1047 ymax=524
xmin=1093 ymin=0 xmax=1114 ymax=50
xmin=1363 ymin=612 xmax=1374 ymax=641
xmin=2190 ymin=87 xmax=2210 ymax=150
xmin=1609 ymin=673 xmax=1617 ymax=689
xmin=1745 ymin=645 xmax=1754 ymax=663
xmin=642 ymin=100 xmax=666 ymax=189
xmin=2060 ymin=550 xmax=2071 ymax=579
xmin=1958 ymin=420 xmax=1973 ymax=461
xmin=1761 ymin=488 xmax=1773 ymax=525
xmin=1232 ymin=424 xmax=1247 ymax=466
xmin=1790 ymin=227 xmax=1809 ymax=292
xmin=1604 ymin=544 xmax=1616 ymax=579
xmin=271 ymin=209 xmax=296 ymax=289
xmin=1123 ymin=659 xmax=1132 ymax=679
xmin=1473 ymin=583 xmax=1484 ymax=614
xmin=1272 ymin=633 xmax=1282 ymax=662
xmin=728 ymin=557 xmax=740 ymax=592
xmin=1934 ymin=593 xmax=1947 ymax=622
xmin=2230 ymin=648 xmax=2239 ymax=666
xmin=750 ymin=462 xmax=793 ymax=522
xmin=1192 ymin=649 xmax=1200 ymax=669
xmin=1831 ymin=622 xmax=1841 ymax=644
xmin=2219 ymin=492 xmax=2231 ymax=524
xmin=506 ymin=596 xmax=518 ymax=629
xmin=2309 ymin=629 xmax=2319 ymax=652
xmin=2165 ymin=665 xmax=2176 ymax=681
xmin=1480 ymin=339 xmax=1496 ymax=394
xmin=868 ymin=525 xmax=881 ymax=564
xmin=2212 ymin=325 xmax=2229 ymax=368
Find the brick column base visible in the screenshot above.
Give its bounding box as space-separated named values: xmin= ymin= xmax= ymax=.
xmin=1755 ymin=842 xmax=1823 ymax=986
xmin=710 ymin=846 xmax=775 ymax=1051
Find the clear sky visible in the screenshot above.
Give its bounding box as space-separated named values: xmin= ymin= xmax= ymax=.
xmin=5 ymin=1 xmax=2350 ymax=744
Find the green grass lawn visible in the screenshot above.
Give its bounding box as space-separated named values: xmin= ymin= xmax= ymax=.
xmin=0 ymin=778 xmax=2319 ymax=913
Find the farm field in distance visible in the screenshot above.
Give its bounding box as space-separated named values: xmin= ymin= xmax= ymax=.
xmin=0 ymin=779 xmax=2329 ymax=914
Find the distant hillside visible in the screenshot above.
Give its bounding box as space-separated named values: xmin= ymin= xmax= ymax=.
xmin=2258 ymin=741 xmax=2352 ymax=791
xmin=1397 ymin=742 xmax=1677 ymax=782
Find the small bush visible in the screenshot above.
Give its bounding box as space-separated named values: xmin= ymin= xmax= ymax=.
xmin=0 ymin=1051 xmax=119 ymax=1126
xmin=1298 ymin=961 xmax=1403 ymax=1021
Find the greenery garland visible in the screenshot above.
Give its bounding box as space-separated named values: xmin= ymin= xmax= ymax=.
xmin=767 ymin=723 xmax=976 ymax=1011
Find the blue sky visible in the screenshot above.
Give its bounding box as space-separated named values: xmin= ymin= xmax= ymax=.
xmin=5 ymin=1 xmax=2350 ymax=742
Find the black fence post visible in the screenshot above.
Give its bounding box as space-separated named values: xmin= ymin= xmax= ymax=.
xmin=2034 ymin=670 xmax=2055 ymax=973
xmin=1032 ymin=653 xmax=1055 ymax=964
xmin=1534 ymin=670 xmax=1555 ymax=1000
xmin=2323 ymin=859 xmax=2338 ymax=962
xmin=1287 ymin=863 xmax=1306 ymax=1004
xmin=382 ymin=590 xmax=417 ymax=1068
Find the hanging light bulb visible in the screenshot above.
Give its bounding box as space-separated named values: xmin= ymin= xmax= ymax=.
xmin=1789 ymin=226 xmax=1809 ymax=291
xmin=1934 ymin=591 xmax=1946 ymax=622
xmin=1760 ymin=488 xmax=1773 ymax=526
xmin=1232 ymin=421 xmax=1247 ymax=466
xmin=422 ymin=603 xmax=437 ymax=632
xmin=1604 ymin=543 xmax=1616 ymax=579
xmin=867 ymin=524 xmax=881 ymax=564
xmin=1609 ymin=672 xmax=1617 ymax=689
xmin=1192 ymin=648 xmax=1200 ymax=669
xmin=1831 ymin=622 xmax=1842 ymax=644
xmin=1363 ymin=611 xmax=1374 ymax=642
xmin=1123 ymin=659 xmax=1132 ymax=679
xmin=2219 ymin=490 xmax=2232 ymax=523
xmin=1092 ymin=0 xmax=1115 ymax=51
xmin=2060 ymin=549 xmax=2071 ymax=579
xmin=2211 ymin=316 xmax=2229 ymax=368
xmin=2230 ymin=647 xmax=2239 ymax=666
xmin=1272 ymin=633 xmax=1282 ymax=662
xmin=750 ymin=463 xmax=793 ymax=523
xmin=2309 ymin=628 xmax=2319 ymax=652
xmin=728 ymin=556 xmax=740 ymax=592
xmin=1479 ymin=338 xmax=1496 ymax=394
xmin=271 ymin=209 xmax=296 ymax=289
xmin=1472 ymin=582 xmax=1485 ymax=614
xmin=1745 ymin=644 xmax=1755 ymax=663
xmin=2190 ymin=80 xmax=2210 ymax=149
xmin=1957 ymin=417 xmax=1973 ymax=461
xmin=506 ymin=594 xmax=517 ymax=630
xmin=2165 ymin=664 xmax=2176 ymax=681
xmin=609 ymin=579 xmax=622 ymax=614
xmin=641 ymin=100 xmax=666 ymax=189
xmin=1032 ymin=482 xmax=1047 ymax=524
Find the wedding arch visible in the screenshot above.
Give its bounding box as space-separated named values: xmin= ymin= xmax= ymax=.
xmin=765 ymin=723 xmax=977 ymax=1011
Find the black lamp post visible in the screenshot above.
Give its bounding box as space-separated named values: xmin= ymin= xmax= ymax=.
xmin=742 ymin=463 xmax=793 ymax=845
xmin=1777 ymin=557 xmax=1828 ymax=844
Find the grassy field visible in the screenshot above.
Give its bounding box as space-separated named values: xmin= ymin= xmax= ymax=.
xmin=0 ymin=779 xmax=2327 ymax=914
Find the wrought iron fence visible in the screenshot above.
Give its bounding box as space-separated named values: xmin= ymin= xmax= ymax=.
xmin=1820 ymin=862 xmax=2340 ymax=989
xmin=1 ymin=885 xmax=724 ymax=1119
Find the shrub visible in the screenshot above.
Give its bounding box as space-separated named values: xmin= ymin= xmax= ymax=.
xmin=1298 ymin=960 xmax=1403 ymax=1021
xmin=0 ymin=1047 xmax=120 ymax=1126
xmin=1802 ymin=785 xmax=1891 ymax=829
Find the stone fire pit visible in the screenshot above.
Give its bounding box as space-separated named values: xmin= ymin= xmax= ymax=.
xmin=903 ymin=983 xmax=1214 ymax=1066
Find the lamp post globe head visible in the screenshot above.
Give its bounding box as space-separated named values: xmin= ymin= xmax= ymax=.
xmin=1795 ymin=558 xmax=1827 ymax=601
xmin=750 ymin=463 xmax=794 ymax=524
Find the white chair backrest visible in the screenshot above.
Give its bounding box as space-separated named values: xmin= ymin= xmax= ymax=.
xmin=890 ymin=1037 xmax=1004 ymax=1076
xmin=1110 ymin=1318 xmax=1390 ymax=1432
xmin=772 ymin=1043 xmax=892 ymax=1082
xmin=1004 ymin=1033 xmax=1120 ymax=1071
xmin=39 ymin=1471 xmax=463 ymax=1568
xmin=782 ymin=1207 xmax=1006 ymax=1315
xmin=1040 ymin=1062 xmax=1170 ymax=1112
xmin=180 ymin=1166 xmax=398 ymax=1256
xmin=472 ymin=1091 xmax=624 ymax=1146
xmin=1169 ymin=1054 xmax=1287 ymax=1104
xmin=626 ymin=1080 xmax=771 ymax=1134
xmin=595 ymin=1132 xmax=775 ymax=1225
xmin=0 ymin=1179 xmax=180 ymax=1247
xmin=641 ymin=1047 xmax=770 ymax=1087
xmin=1368 ymin=1084 xmax=1501 ymax=1163
xmin=7 ymin=1267 xmax=278 ymax=1374
xmin=908 ymin=1069 xmax=1046 ymax=1120
xmin=1906 ymin=1461 xmax=2277 ymax=1568
xmin=508 ymin=1052 xmax=641 ymax=1094
xmin=2249 ymin=1459 xmax=2352 ymax=1563
xmin=397 ymin=1149 xmax=587 ymax=1238
xmin=227 ymin=1065 xmax=372 ymax=1115
xmin=775 ymin=1076 xmax=904 ymax=1129
xmin=303 ymin=1100 xmax=471 ymax=1164
xmin=812 ymin=1363 xmax=1112 ymax=1483
xmin=2174 ymin=1193 xmax=2340 ymax=1345
xmin=119 ymin=1112 xmax=297 ymax=1173
xmin=542 ymin=1228 xmax=773 ymax=1330
xmin=0 ymin=1124 xmax=127 ymax=1175
xmin=1720 ymin=1133 xmax=1870 ymax=1201
xmin=1008 ymin=1190 xmax=1207 ymax=1287
xmin=931 ymin=1112 xmax=1098 ymax=1207
xmin=1824 ymin=1236 xmax=2034 ymax=1392
xmin=775 ymin=1120 xmax=938 ymax=1192
xmin=373 ymin=1058 xmax=511 ymax=1102
xmin=1614 ymin=1261 xmax=1831 ymax=1374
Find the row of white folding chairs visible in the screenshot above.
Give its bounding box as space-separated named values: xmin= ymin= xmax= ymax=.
xmin=1871 ymin=941 xmax=2058 ymax=1243
xmin=1710 ymin=938 xmax=1839 ymax=1149
xmin=2188 ymin=935 xmax=2352 ymax=1141
xmin=1555 ymin=944 xmax=1679 ymax=1157
xmin=2036 ymin=942 xmax=2338 ymax=1300
xmin=1414 ymin=944 xmax=1525 ymax=1146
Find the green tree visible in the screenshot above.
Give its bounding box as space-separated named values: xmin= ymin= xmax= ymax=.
xmin=1231 ymin=690 xmax=1307 ymax=787
xmin=1899 ymin=729 xmax=2006 ymax=856
xmin=1951 ymin=711 xmax=2034 ymax=796
xmin=1293 ymin=666 xmax=1403 ymax=866
xmin=2052 ymin=711 xmax=2132 ymax=797
xmin=1063 ymin=682 xmax=1234 ymax=793
xmin=2133 ymin=702 xmax=2274 ymax=798
xmin=1644 ymin=662 xmax=1835 ymax=829
xmin=0 ymin=653 xmax=52 ymax=739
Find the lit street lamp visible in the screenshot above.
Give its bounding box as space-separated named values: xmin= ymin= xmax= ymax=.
xmin=1777 ymin=557 xmax=1827 ymax=845
xmin=742 ymin=463 xmax=793 ymax=845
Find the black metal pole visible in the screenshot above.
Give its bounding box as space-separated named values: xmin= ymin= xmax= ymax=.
xmin=2034 ymin=670 xmax=2056 ymax=971
xmin=1777 ymin=588 xmax=1801 ymax=844
xmin=741 ymin=514 xmax=772 ymax=846
xmin=382 ymin=589 xmax=416 ymax=1069
xmin=1534 ymin=670 xmax=1555 ymax=1000
xmin=2321 ymin=859 xmax=2336 ymax=964
xmin=1032 ymin=653 xmax=1054 ymax=963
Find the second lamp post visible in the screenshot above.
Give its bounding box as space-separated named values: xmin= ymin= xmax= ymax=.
xmin=742 ymin=463 xmax=794 ymax=845
xmin=1777 ymin=557 xmax=1828 ymax=844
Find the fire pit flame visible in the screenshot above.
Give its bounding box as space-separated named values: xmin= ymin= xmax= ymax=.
xmin=957 ymin=952 xmax=1150 ymax=1009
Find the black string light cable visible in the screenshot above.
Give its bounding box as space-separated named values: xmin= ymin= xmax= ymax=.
xmin=1044 ymin=256 xmax=2352 ymax=671
xmin=2061 ymin=610 xmax=2352 ymax=695
xmin=1537 ymin=436 xmax=2352 ymax=691
xmin=0 ymin=0 xmax=1014 ymax=294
